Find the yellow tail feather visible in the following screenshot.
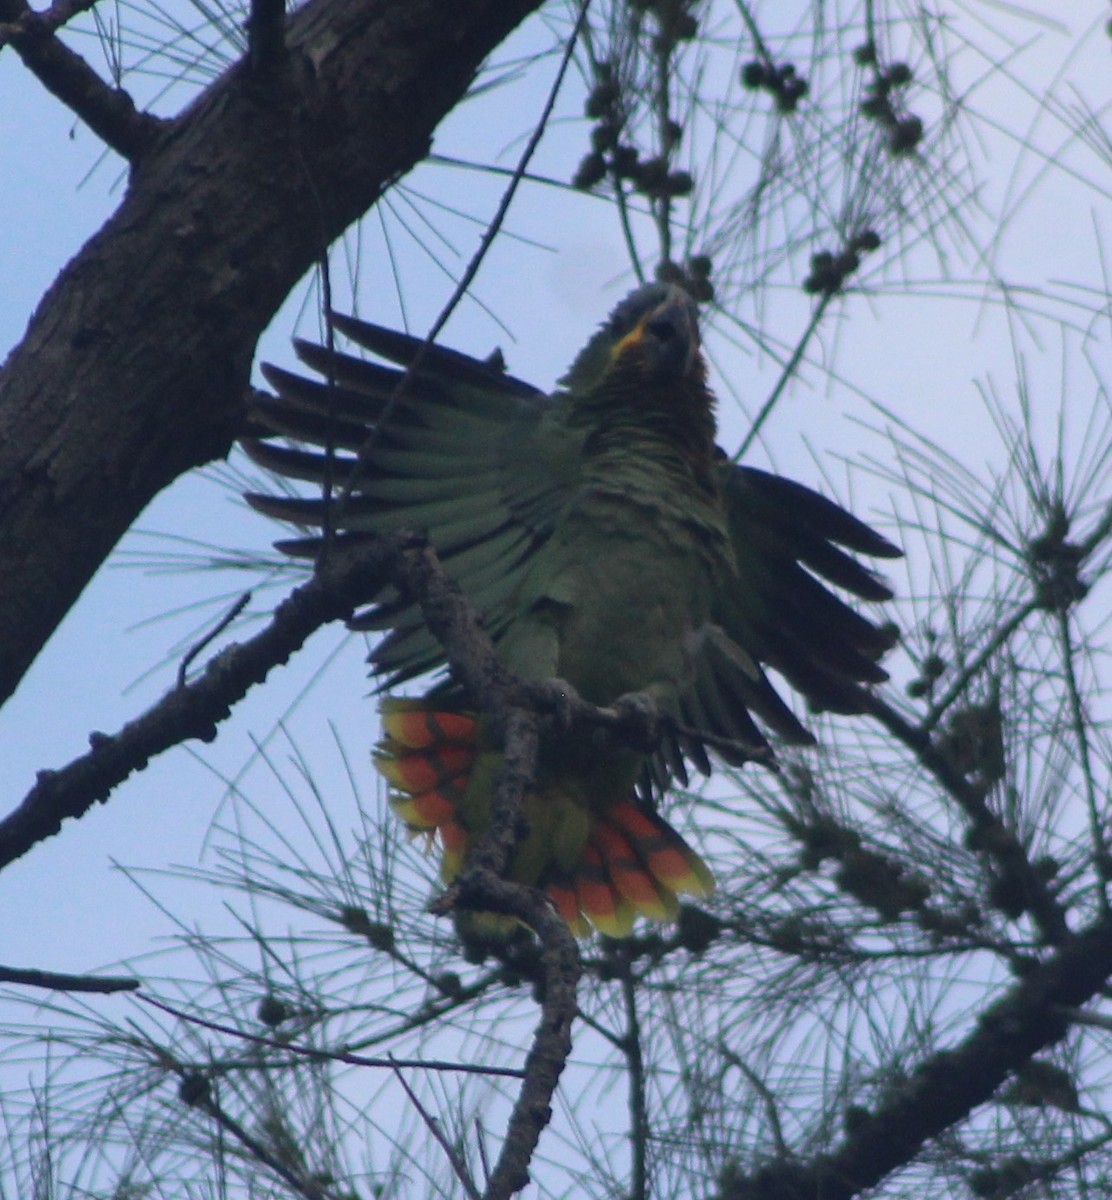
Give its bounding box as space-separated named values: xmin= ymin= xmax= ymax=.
xmin=374 ymin=699 xmax=714 ymax=937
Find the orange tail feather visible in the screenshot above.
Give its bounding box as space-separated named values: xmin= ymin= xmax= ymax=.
xmin=375 ymin=700 xmax=478 ymax=842
xmin=375 ymin=699 xmax=714 ymax=937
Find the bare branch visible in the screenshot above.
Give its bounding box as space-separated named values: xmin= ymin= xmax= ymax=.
xmin=0 ymin=0 xmax=97 ymax=42
xmin=0 ymin=536 xmax=401 ymax=871
xmin=137 ymin=994 xmax=526 ymax=1079
xmin=392 ymin=1061 xmax=482 ymax=1199
xmin=0 ymin=0 xmax=161 ymax=159
xmin=247 ymin=0 xmax=287 ymax=77
xmin=723 ymin=917 xmax=1112 ymax=1200
xmin=454 ymin=872 xmax=579 ymax=1200
xmin=0 ymin=963 xmax=140 ymax=992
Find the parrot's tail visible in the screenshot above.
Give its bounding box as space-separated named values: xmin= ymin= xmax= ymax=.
xmin=375 ymin=697 xmax=714 ymax=938
xmin=543 ymin=801 xmax=715 ymax=938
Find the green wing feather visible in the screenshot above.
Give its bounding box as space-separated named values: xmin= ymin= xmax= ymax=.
xmin=243 ymin=316 xmax=584 ymax=686
xmin=637 ymin=460 xmax=901 ymax=794
xmin=715 ymin=463 xmax=900 ymax=710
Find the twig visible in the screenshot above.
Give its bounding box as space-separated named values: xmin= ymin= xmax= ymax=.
xmin=185 ymin=1076 xmax=340 ymax=1200
xmin=451 ymin=873 xmax=580 ymax=1200
xmin=0 ymin=536 xmax=406 ymax=872
xmin=345 ymin=965 xmax=503 ymax=1054
xmin=391 ymin=1059 xmax=481 ymax=1200
xmin=651 ymin=11 xmax=673 ymax=269
xmin=720 ymin=1045 xmax=789 ymax=1157
xmin=1054 ymin=606 xmax=1110 ymax=904
xmin=475 ymin=1118 xmax=493 ymax=1187
xmin=410 ymin=0 xmax=591 ymax=367
xmin=722 ymin=914 xmax=1112 ymax=1200
xmin=138 ymin=993 xmax=526 ymax=1078
xmin=734 ymin=293 xmax=833 ymax=460
xmin=620 ymin=955 xmax=649 ymax=1200
xmin=921 ymin=598 xmax=1037 ymax=733
xmin=0 ymin=0 xmax=162 ymax=160
xmin=178 ymin=590 xmax=252 ymax=686
xmin=247 ymin=0 xmax=286 ymax=76
xmin=329 ymin=0 xmax=592 ymax=517
xmin=0 ymin=0 xmax=95 ymax=42
xmin=0 ymin=962 xmax=140 ymax=993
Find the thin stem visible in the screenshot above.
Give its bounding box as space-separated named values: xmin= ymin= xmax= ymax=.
xmin=1055 ymin=607 xmax=1110 ymax=907
xmin=622 ymin=961 xmax=649 ymax=1200
xmin=334 ymin=0 xmax=592 ymax=514
xmin=735 ymin=294 xmax=832 ymax=459
xmin=860 ymin=690 xmax=1070 ymax=946
xmin=193 ymin=1080 xmax=345 ymax=1200
xmin=922 ymin=599 xmax=1039 ymax=734
xmin=653 ymin=20 xmax=673 ymax=268
xmin=392 ymin=1060 xmax=481 ymax=1200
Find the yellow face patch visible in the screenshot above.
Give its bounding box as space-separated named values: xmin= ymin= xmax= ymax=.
xmin=610 ymin=316 xmax=650 ymax=364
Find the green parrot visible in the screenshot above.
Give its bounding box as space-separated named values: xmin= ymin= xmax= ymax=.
xmin=243 ymin=284 xmax=899 ymax=936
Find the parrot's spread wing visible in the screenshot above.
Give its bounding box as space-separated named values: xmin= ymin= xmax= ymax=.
xmin=643 ymin=462 xmax=901 ymax=794
xmin=717 ymin=463 xmax=900 ymax=713
xmin=245 ymin=299 xmax=899 ymax=776
xmin=243 ymin=313 xmax=584 ymax=686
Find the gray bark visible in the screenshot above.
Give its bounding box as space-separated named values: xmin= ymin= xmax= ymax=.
xmin=0 ymin=0 xmax=542 ymax=709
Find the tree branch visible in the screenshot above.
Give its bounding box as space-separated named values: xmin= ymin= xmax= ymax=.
xmin=248 ymin=0 xmax=287 ymax=77
xmin=136 ymin=993 xmax=526 ymax=1079
xmin=0 ymin=0 xmax=544 ymax=713
xmin=455 ymin=871 xmax=579 ymax=1200
xmin=723 ymin=916 xmax=1112 ymax=1200
xmin=0 ymin=0 xmax=161 ymax=158
xmin=0 ymin=537 xmax=401 ymax=871
xmin=0 ymin=0 xmax=98 ymax=43
xmin=0 ymin=962 xmax=139 ymax=992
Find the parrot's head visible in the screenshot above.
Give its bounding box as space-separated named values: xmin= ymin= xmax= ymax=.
xmin=560 ymin=283 xmax=705 ymax=395
xmin=606 ymin=283 xmax=703 ymax=381
xmin=561 ymin=284 xmax=717 ymax=488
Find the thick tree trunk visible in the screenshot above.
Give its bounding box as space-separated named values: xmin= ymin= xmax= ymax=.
xmin=0 ymin=0 xmax=542 ymax=710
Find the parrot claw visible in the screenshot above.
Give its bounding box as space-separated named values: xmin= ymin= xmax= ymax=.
xmin=609 ymin=690 xmax=662 ymax=753
xmin=531 ymin=677 xmax=582 ymax=730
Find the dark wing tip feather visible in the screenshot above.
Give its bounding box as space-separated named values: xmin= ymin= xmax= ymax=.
xmin=292 ymin=340 xmax=426 ymax=403
xmin=792 ymin=540 xmax=895 ymax=602
xmin=736 ymin=466 xmax=902 ymax=559
xmin=703 ymin=458 xmax=901 ymax=765
xmin=329 ymin=312 xmax=541 ymax=400
xmin=243 ymin=491 xmax=326 ymax=526
xmin=241 ymin=437 xmax=356 ymax=486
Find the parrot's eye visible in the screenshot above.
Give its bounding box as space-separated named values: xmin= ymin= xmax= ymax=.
xmin=646 ymin=316 xmax=676 ymax=342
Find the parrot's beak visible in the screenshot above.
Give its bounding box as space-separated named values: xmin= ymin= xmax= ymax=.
xmin=611 ymin=290 xmax=701 ymax=380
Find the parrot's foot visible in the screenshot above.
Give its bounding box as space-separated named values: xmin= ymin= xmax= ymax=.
xmin=529 ymin=677 xmax=582 ymax=730
xmin=608 ymin=690 xmax=662 ymax=753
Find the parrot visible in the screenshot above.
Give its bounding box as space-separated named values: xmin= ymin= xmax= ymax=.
xmin=242 ymin=283 xmax=900 ymax=937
